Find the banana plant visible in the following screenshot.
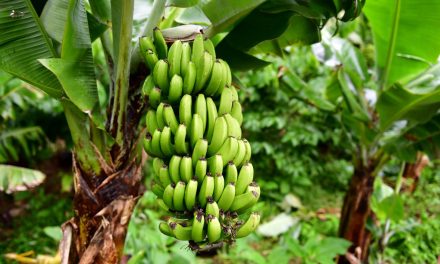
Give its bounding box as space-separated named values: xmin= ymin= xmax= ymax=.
xmin=0 ymin=0 xmax=363 ymax=262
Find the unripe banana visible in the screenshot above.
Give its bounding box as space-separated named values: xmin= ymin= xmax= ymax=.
xmin=181 ymin=42 xmax=191 ymax=76
xmin=153 ymin=27 xmax=168 ymax=59
xmin=184 ymin=179 xmax=198 ymax=210
xmin=205 ymin=97 xmax=218 ymax=141
xmin=143 ymin=135 xmax=154 ymax=157
xmin=236 ymin=213 xmax=260 ymax=238
xmin=204 ymin=39 xmax=216 ymax=58
xmin=190 ymin=114 xmax=204 ymax=148
xmin=173 ymin=181 xmax=186 ymax=211
xmin=233 ymin=139 xmax=246 ymax=167
xmin=159 ymin=164 xmax=172 ymax=187
xmin=247 ymin=182 xmax=260 ymax=199
xmin=194 ymin=51 xmax=214 ymax=93
xmin=146 ymin=110 xmax=158 ymax=134
xmin=224 ymin=113 xmax=242 ymax=139
xmin=140 ymin=36 xmax=156 ymax=55
xmin=168 ymin=40 xmax=183 ymax=78
xmin=174 ymin=124 xmax=189 ymax=155
xmin=142 ymin=75 xmax=154 ymax=96
xmin=151 ymin=129 xmax=164 ymax=157
xmin=153 ymin=157 xmax=164 ymax=176
xmin=230 ymin=86 xmax=239 ymax=102
xmin=163 ymin=104 xmax=179 ymax=133
xmin=231 ymin=101 xmax=243 ymax=125
xmin=216 ymin=136 xmax=239 ymax=166
xmin=218 ymin=87 xmax=233 ymax=115
xmin=169 ymin=155 xmax=182 ymax=183
xmin=207 ymin=116 xmax=228 ymax=156
xmin=198 ymin=173 xmax=214 ymax=207
xmin=218 ymin=182 xmax=235 ymax=211
xmin=191 ymin=33 xmax=204 ymax=67
xmin=194 ymin=94 xmax=207 ymax=133
xmin=191 ymin=139 xmax=208 ymax=167
xmin=207 ymin=215 xmax=221 ymax=243
xmin=204 ymin=60 xmax=223 ymax=96
xmin=195 ymin=158 xmax=207 ymax=183
xmin=179 ymin=156 xmax=193 ymax=183
xmin=206 ymin=197 xmax=220 ymax=218
xmin=163 ymin=183 xmax=175 ymax=209
xmin=159 ymin=222 xmax=174 ymax=237
xmin=191 ymin=211 xmax=205 ymax=242
xmin=236 ymin=162 xmax=254 ymax=195
xmin=219 ymin=59 xmax=232 ymax=88
xmin=160 ymin=126 xmax=175 ymax=157
xmin=153 ymin=60 xmax=169 ymax=94
xmin=168 ymin=74 xmax=183 ymax=104
xmin=149 ymin=87 xmax=161 ymax=109
xmin=179 ymin=94 xmax=192 ymax=126
xmin=157 ymin=199 xmax=170 ymax=211
xmin=207 ymin=154 xmax=223 ymax=176
xmin=243 ymin=139 xmax=252 ymax=163
xmin=170 ymin=222 xmax=193 ymax=240
xmin=156 ymin=103 xmax=166 ymax=129
xmin=213 ymin=174 xmax=225 ymax=202
xmin=183 ymin=61 xmax=196 ymax=95
xmin=144 ymin=49 xmax=159 ymax=70
xmin=151 ymin=180 xmax=164 ymax=197
xmin=229 ymin=189 xmax=258 ymax=213
xmin=225 ymin=161 xmax=238 ymax=184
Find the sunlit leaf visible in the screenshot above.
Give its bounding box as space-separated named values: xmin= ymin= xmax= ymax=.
xmin=0 ymin=165 xmax=45 ymax=194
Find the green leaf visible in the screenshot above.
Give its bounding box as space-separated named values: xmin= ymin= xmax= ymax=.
xmin=364 ymin=0 xmax=440 ymax=87
xmin=216 ymin=45 xmax=270 ymax=71
xmin=375 ymin=194 xmax=404 ymax=222
xmin=176 ymin=6 xmax=211 ymax=25
xmin=167 ymin=0 xmax=198 ymax=8
xmin=376 ymin=83 xmax=440 ymax=131
xmin=201 ymin=0 xmax=265 ymax=36
xmin=0 ymin=126 xmax=46 ymax=162
xmin=314 ymin=237 xmax=351 ymax=263
xmin=43 ymin=226 xmax=63 ymax=241
xmin=0 ymin=0 xmax=63 ymax=98
xmin=0 ymin=165 xmax=45 ymax=194
xmin=259 ymin=0 xmax=337 ymax=19
xmin=40 ymin=0 xmax=98 ymax=112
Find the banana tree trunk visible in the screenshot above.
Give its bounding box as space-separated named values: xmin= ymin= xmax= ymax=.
xmin=59 ymin=155 xmax=143 ymax=264
xmin=338 ymin=159 xmax=375 ymax=263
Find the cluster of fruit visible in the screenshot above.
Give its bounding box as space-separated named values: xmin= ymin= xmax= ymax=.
xmin=141 ymin=28 xmax=260 ymax=250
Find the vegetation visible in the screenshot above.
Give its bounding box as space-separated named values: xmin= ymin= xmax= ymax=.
xmin=1 ymin=0 xmax=440 ymax=263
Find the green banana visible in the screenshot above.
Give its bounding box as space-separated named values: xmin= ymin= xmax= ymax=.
xmin=153 ymin=59 xmax=169 ymax=94
xmin=170 ymin=222 xmax=193 ymax=240
xmin=152 ymin=158 xmax=164 ymax=176
xmin=243 ymin=139 xmax=252 ymax=163
xmin=139 ymin=36 xmax=156 ymax=54
xmin=159 ymin=164 xmax=172 ymax=187
xmin=190 ymin=114 xmax=204 ymax=148
xmin=194 ymin=94 xmax=207 ymax=133
xmin=225 ymin=161 xmax=238 ymax=184
xmin=142 ymin=75 xmax=154 ymax=96
xmin=206 ymin=197 xmax=220 ymax=218
xmin=179 ymin=156 xmax=193 ymax=183
xmin=218 ymin=87 xmax=233 ymax=115
xmin=232 ymin=139 xmax=246 ymax=167
xmin=174 ymin=124 xmax=189 ymax=155
xmin=195 ymin=158 xmax=207 ymax=184
xmin=219 ymin=59 xmax=232 ymax=88
xmin=149 ymin=87 xmax=161 ymax=109
xmin=179 ymin=94 xmax=192 ymax=126
xmin=231 ymin=86 xmax=239 ymax=102
xmin=194 ymin=51 xmax=214 ymax=93
xmin=183 ymin=61 xmax=196 ymax=94
xmin=236 ymin=213 xmax=260 ymax=238
xmin=156 ymin=103 xmax=166 ymax=129
xmin=163 ymin=183 xmax=175 ymax=209
xmin=157 ymin=199 xmax=169 ymax=211
xmin=204 ymin=60 xmax=223 ymax=96
xmin=198 ymin=173 xmax=214 ymax=207
xmin=229 ymin=189 xmax=258 ymax=213
xmin=207 ymin=154 xmax=223 ymax=176
xmin=143 ymin=135 xmax=154 ymax=157
xmin=160 ymin=126 xmax=174 ymax=157
xmin=169 ymin=155 xmax=182 ymax=183
xmin=216 ymin=136 xmax=239 ymax=166
xmin=168 ymin=40 xmax=183 ymax=77
xmin=184 ymin=179 xmax=198 ymax=210
xmin=151 ymin=129 xmax=164 ymax=157
xmin=181 ymin=42 xmax=191 ymax=76
xmin=153 ymin=27 xmax=168 ymax=59
xmin=224 ymin=113 xmax=242 ymax=139
xmin=191 ymin=211 xmax=205 ymax=242
xmin=168 ymin=74 xmax=183 ymax=104
xmin=207 ymin=215 xmax=221 ymax=243
xmin=205 ymin=97 xmax=218 ymax=141
xmin=213 ymin=174 xmax=225 ymax=202
xmin=236 ymin=162 xmax=254 ymax=195
xmin=144 ymin=49 xmax=159 ymax=70
xmin=159 ymin=222 xmax=174 ymax=237
xmin=173 ymin=181 xmax=186 ymax=211
xmin=146 ymin=110 xmax=158 ymax=134
xmin=163 ymin=104 xmax=179 ymax=133
xmin=218 ymin=182 xmax=235 ymax=211
xmin=231 ymin=101 xmax=243 ymax=125
xmin=191 ymin=139 xmax=208 ymax=167
xmin=207 ymin=116 xmax=228 ymax=156
xmin=204 ymin=39 xmax=216 ymax=58
xmin=191 ymin=34 xmax=204 ymax=67
xmin=151 ymin=180 xmax=164 ymax=197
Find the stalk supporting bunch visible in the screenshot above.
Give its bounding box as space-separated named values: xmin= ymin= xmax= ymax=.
xmin=140 ymin=29 xmax=260 ymax=251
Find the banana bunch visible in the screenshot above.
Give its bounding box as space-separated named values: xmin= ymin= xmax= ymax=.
xmin=141 ymin=28 xmax=260 ymax=250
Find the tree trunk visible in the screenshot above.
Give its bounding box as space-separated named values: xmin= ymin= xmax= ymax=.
xmin=59 ymin=153 xmax=144 ymax=264
xmin=402 ymin=153 xmax=429 ymax=193
xmin=338 ymin=159 xmax=375 ymax=263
